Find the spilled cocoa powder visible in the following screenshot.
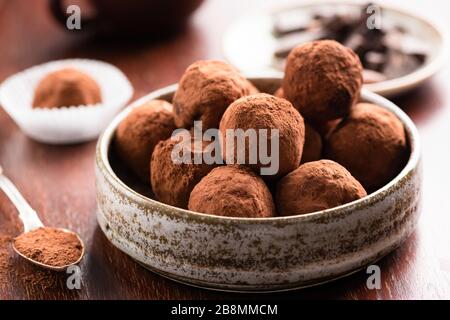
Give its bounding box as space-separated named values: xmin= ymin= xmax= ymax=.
xmin=13 ymin=227 xmax=83 ymax=267
xmin=0 ymin=206 xmax=22 ymax=294
xmin=0 ymin=235 xmax=12 ymax=275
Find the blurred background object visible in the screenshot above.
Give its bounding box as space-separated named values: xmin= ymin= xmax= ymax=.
xmin=272 ymin=3 xmax=428 ymax=82
xmin=223 ymin=1 xmax=447 ymax=97
xmin=49 ymin=0 xmax=204 ymax=38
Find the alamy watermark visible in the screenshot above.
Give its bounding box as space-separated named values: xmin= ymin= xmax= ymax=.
xmin=366 ymin=4 xmax=382 ymax=30
xmin=66 ymin=265 xmax=82 ymax=290
xmin=66 ymin=5 xmax=81 ymax=30
xmin=171 ymin=121 xmax=280 ymax=176
xmin=366 ymin=264 xmax=381 ymax=290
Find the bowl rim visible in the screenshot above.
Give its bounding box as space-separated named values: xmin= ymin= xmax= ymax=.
xmin=96 ymin=76 xmax=421 ymax=223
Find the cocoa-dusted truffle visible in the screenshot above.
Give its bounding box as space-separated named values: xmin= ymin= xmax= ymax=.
xmin=219 ymin=93 xmax=305 ymax=179
xmin=301 ymin=124 xmax=322 ymax=163
xmin=173 ymin=60 xmax=258 ymax=129
xmin=276 ymin=160 xmax=367 ymax=216
xmin=33 ymin=68 xmax=101 ymax=108
xmin=283 ymin=40 xmax=363 ymax=122
xmin=150 ymin=132 xmax=216 ymax=208
xmin=189 ymin=165 xmax=275 ymax=218
xmin=325 ymin=103 xmax=408 ymax=191
xmin=314 ymin=118 xmax=342 ymax=138
xmin=115 ymin=100 xmax=176 ymax=182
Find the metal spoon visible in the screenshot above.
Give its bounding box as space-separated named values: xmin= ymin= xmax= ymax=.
xmin=0 ymin=165 xmax=85 ymax=271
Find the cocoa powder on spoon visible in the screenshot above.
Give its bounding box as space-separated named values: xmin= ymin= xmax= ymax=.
xmin=13 ymin=227 xmax=83 ymax=268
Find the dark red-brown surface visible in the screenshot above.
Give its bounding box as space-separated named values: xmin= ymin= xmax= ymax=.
xmin=0 ymin=0 xmax=449 ymax=299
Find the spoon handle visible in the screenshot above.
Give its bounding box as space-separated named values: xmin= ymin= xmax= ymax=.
xmin=0 ymin=166 xmax=43 ymax=233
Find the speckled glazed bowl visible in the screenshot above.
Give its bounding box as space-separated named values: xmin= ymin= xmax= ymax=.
xmin=95 ymin=76 xmax=421 ymax=292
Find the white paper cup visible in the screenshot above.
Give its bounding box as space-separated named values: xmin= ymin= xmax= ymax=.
xmin=0 ymin=59 xmax=133 ymax=144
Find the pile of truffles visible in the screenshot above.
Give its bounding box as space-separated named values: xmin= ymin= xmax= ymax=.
xmin=115 ymin=40 xmax=408 ymax=217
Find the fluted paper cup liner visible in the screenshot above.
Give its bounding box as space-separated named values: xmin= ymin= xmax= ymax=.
xmin=0 ymin=59 xmax=133 ymax=144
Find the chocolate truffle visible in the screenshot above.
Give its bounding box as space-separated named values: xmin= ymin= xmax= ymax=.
xmin=276 ymin=160 xmax=367 ymax=216
xmin=219 ymin=93 xmax=305 ymax=179
xmin=325 ymin=103 xmax=408 ymax=191
xmin=115 ymin=100 xmax=176 ymax=182
xmin=173 ymin=60 xmax=258 ymax=129
xmin=150 ymin=132 xmax=216 ymax=208
xmin=33 ymin=68 xmax=101 ymax=108
xmin=301 ymin=124 xmax=322 ymax=163
xmin=314 ymin=118 xmax=343 ymax=138
xmin=189 ymin=165 xmax=276 ymax=218
xmin=283 ymin=40 xmax=363 ymax=122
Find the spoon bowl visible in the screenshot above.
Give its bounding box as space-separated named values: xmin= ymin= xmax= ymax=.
xmin=12 ymin=228 xmax=85 ymax=272
xmin=0 ymin=165 xmax=85 ymax=271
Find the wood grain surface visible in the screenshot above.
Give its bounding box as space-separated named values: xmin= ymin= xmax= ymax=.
xmin=0 ymin=0 xmax=449 ymax=299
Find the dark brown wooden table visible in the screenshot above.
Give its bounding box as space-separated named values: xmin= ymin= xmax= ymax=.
xmin=1 ymin=0 xmax=449 ymax=299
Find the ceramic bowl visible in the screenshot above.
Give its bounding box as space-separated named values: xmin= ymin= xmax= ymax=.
xmin=95 ymin=76 xmax=422 ymax=292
